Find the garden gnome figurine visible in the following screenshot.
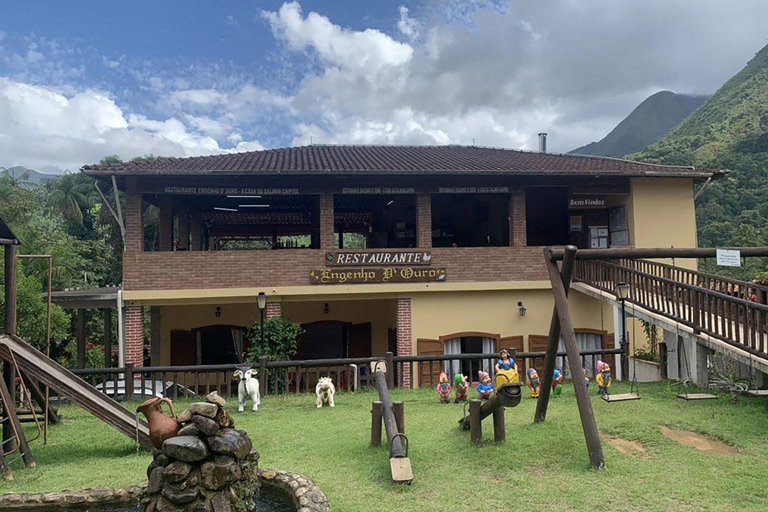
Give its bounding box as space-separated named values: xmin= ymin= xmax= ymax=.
xmin=453 ymin=373 xmax=469 ymax=403
xmin=476 ymin=371 xmax=494 ymax=400
xmin=527 ymin=368 xmax=540 ymax=398
xmin=436 ymin=371 xmax=452 ymax=404
xmin=552 ymin=367 xmax=563 ymax=397
xmin=596 ymin=362 xmax=612 ymax=396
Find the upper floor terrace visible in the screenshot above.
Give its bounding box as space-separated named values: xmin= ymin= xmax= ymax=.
xmin=82 ymin=145 xmax=722 ymax=292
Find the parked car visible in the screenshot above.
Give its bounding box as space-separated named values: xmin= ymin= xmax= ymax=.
xmin=95 ymin=379 xmax=196 ymax=401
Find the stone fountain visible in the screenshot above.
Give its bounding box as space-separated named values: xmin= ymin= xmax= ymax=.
xmin=142 ymin=392 xmax=260 ymax=512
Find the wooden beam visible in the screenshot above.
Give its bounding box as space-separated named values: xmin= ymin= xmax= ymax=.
xmin=534 ymin=245 xmax=576 ymax=423
xmin=544 ymin=248 xmax=605 ymax=469
xmin=76 ymin=309 xmax=86 ymax=369
xmin=371 ymin=401 xmax=383 ymax=447
xmin=150 ymin=306 xmax=161 ymax=366
xmin=550 ymin=246 xmax=768 ymax=261
xmin=3 ymin=245 xmax=17 ymax=450
xmin=0 ymin=373 xmax=35 ymax=467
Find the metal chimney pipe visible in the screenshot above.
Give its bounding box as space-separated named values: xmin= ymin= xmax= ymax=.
xmin=538 ymin=133 xmax=547 ymax=153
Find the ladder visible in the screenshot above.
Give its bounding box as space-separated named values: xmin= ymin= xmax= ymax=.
xmin=0 ymin=371 xmax=35 ymax=480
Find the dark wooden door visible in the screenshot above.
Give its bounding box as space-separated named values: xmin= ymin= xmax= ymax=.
xmin=417 ymin=338 xmax=443 ymax=388
xmin=528 ymin=334 xmax=549 ymax=374
xmin=170 ymin=330 xmax=196 ymax=366
xmin=348 ymin=323 xmax=372 ymax=358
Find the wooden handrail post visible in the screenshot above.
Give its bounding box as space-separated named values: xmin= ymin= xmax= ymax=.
xmin=259 ymin=356 xmax=268 ymax=396
xmin=385 ymin=352 xmax=395 ymax=389
xmin=124 ymin=363 xmax=134 ymax=401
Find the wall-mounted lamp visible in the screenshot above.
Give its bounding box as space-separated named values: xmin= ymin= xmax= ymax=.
xmin=517 ymin=301 xmax=527 ymax=317
xmin=324 ymin=303 xmax=330 ymax=315
xmin=215 ymin=306 xmax=222 ymax=318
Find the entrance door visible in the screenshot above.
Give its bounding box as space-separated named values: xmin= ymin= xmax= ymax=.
xmin=170 ymin=330 xmax=196 ymax=366
xmin=301 ymin=321 xmax=349 ymax=359
xmin=347 ymin=323 xmax=372 ymax=358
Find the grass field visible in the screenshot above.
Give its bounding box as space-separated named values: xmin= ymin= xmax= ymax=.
xmin=3 ymin=382 xmax=768 ymax=511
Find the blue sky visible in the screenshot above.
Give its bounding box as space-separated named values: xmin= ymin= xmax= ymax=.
xmin=0 ymin=0 xmax=766 ymax=172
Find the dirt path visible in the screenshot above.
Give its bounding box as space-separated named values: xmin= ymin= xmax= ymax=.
xmin=659 ymin=426 xmax=739 ymax=455
xmin=603 ymin=435 xmax=647 ymax=455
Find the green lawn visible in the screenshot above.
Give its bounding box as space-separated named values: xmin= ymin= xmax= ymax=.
xmin=4 ymin=382 xmax=768 ymax=512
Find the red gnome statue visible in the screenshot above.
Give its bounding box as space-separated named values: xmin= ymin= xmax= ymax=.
xmin=436 ymin=371 xmax=452 ymax=404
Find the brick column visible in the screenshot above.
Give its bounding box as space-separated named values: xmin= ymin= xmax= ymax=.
xmin=124 ymin=193 xmax=143 ymax=252
xmin=396 ymin=298 xmax=412 ymax=388
xmin=190 ymin=213 xmax=202 ymax=251
xmin=124 ymin=306 xmax=145 ymax=367
xmin=266 ymin=301 xmax=282 ymax=319
xmin=511 ymin=190 xmax=527 ymax=247
xmin=416 ymin=194 xmax=432 ymax=248
xmin=177 ymin=207 xmax=190 ymax=250
xmin=158 ymin=197 xmax=174 ymax=251
xmin=319 ymin=194 xmax=335 ymax=249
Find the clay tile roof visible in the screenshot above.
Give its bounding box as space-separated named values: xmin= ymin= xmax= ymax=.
xmin=80 ymin=145 xmax=724 ymax=179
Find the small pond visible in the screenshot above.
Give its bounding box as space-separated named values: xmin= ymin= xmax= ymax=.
xmin=32 ymin=486 xmax=295 ymax=512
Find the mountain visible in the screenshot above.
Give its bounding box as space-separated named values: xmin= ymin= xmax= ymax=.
xmin=569 ymin=91 xmax=708 ymax=158
xmin=629 ymin=43 xmax=768 ymax=277
xmin=2 ymin=166 xmax=58 ymax=186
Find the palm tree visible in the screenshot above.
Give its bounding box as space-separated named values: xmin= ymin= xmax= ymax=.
xmin=47 ymin=173 xmax=94 ymax=225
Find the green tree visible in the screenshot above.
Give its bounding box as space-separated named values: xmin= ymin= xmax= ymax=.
xmin=246 ymin=318 xmax=304 ymax=362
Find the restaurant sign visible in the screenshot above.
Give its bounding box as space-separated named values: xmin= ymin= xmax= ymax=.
xmin=310 ymin=267 xmax=446 ymax=285
xmin=326 ymin=251 xmax=431 ymax=266
xmin=569 ymin=196 xmax=607 ymax=209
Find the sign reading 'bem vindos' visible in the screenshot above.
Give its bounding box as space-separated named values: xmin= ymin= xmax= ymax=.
xmin=326 ymin=251 xmax=431 ymax=266
xmin=310 ymin=267 xmax=447 ymax=285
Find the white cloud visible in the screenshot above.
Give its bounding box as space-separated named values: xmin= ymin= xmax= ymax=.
xmin=0 ymin=78 xmax=263 ymax=171
xmin=397 ymin=6 xmax=421 ymax=43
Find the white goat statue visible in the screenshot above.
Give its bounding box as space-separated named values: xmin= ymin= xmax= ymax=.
xmin=315 ymin=376 xmax=335 ymax=408
xmin=233 ymin=365 xmax=260 ymax=412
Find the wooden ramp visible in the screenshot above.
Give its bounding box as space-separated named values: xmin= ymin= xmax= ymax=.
xmin=600 ymin=393 xmax=640 ymax=403
xmin=0 ymin=334 xmax=150 ymax=448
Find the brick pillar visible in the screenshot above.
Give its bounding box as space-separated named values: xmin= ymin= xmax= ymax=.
xmin=124 ymin=306 xmax=145 ymax=367
xmin=266 ymin=301 xmax=282 ymax=319
xmin=190 ymin=213 xmax=202 ymax=251
xmin=511 ymin=190 xmax=527 ymax=247
xmin=396 ymin=298 xmax=412 ymax=388
xmin=124 ymin=193 xmax=143 ymax=252
xmin=177 ymin=207 xmax=190 ymax=250
xmin=416 ymin=194 xmax=432 ymax=248
xmin=158 ymin=197 xmax=174 ymax=251
xmin=319 ymin=194 xmax=335 ymax=249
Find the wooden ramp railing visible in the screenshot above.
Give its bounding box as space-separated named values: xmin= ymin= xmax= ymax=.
xmin=0 ymin=334 xmax=150 ymax=448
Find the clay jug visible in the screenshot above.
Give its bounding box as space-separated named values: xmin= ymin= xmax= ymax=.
xmin=137 ymin=397 xmax=179 ymax=449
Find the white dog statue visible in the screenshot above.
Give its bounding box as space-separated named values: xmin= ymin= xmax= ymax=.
xmin=315 ymin=376 xmax=335 ymax=408
xmin=233 ymin=366 xmax=260 ymax=412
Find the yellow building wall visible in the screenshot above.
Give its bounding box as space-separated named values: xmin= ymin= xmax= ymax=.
xmin=628 ymin=177 xmax=697 ymax=269
xmin=409 ymin=289 xmax=614 ymax=353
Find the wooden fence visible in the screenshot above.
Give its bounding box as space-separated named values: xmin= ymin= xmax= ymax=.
xmin=70 ymin=346 xmax=624 ymax=400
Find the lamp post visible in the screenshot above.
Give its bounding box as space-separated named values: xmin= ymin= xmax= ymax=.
xmin=257 ymin=292 xmax=267 ymax=357
xmin=615 ymin=282 xmax=630 ymax=378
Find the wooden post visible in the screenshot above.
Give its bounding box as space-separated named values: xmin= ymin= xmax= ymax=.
xmin=124 ymin=363 xmax=134 ymax=401
xmin=492 ymin=406 xmax=505 ymax=443
xmin=385 ymin=352 xmax=395 ymax=389
xmin=259 ymin=356 xmax=268 ymax=396
xmin=371 ymin=401 xmax=383 ymax=447
xmin=3 ymin=245 xmax=17 ymax=451
xmin=374 ymin=372 xmax=405 ymax=457
xmin=534 ymin=245 xmax=576 ymax=423
xmin=103 ymin=308 xmax=113 ymax=368
xmin=393 ymin=401 xmax=405 ymax=434
xmin=469 ymin=399 xmax=482 ymax=443
xmin=544 ymin=248 xmax=605 ymax=469
xmin=76 ymin=308 xmax=86 ymax=369
xmin=0 ymin=374 xmax=35 ymax=467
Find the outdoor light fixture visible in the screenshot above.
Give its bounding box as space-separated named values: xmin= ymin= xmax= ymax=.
xmin=257 ymin=292 xmax=267 ymax=357
xmin=215 ymin=306 xmax=221 ymax=318
xmin=324 ymin=303 xmax=330 ymax=315
xmin=517 ymin=301 xmax=527 ymax=317
xmin=616 ymin=282 xmax=630 ymax=300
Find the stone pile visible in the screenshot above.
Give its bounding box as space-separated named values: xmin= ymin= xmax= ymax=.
xmin=143 ymin=392 xmax=260 ymax=512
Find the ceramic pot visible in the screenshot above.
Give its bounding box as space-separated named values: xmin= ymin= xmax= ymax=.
xmin=137 ymin=397 xmax=179 ymax=449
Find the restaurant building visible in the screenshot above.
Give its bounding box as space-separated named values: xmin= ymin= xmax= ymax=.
xmin=82 ymin=145 xmax=718 ymax=386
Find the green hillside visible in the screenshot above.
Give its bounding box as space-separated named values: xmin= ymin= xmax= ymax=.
xmin=629 ymin=44 xmax=768 ymax=274
xmin=570 ymin=91 xmax=707 ymax=158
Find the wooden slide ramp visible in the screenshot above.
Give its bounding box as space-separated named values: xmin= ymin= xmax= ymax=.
xmin=0 ymin=334 xmax=150 ymax=448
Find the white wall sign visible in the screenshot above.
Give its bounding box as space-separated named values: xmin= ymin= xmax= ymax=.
xmin=716 ymin=249 xmax=741 ymax=267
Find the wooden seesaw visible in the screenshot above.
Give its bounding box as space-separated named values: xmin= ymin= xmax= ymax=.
xmin=458 ymin=382 xmax=522 ymax=442
xmin=371 ymin=368 xmax=412 ymax=484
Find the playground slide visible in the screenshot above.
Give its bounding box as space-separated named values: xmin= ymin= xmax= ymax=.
xmin=0 ymin=334 xmax=150 ymax=448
